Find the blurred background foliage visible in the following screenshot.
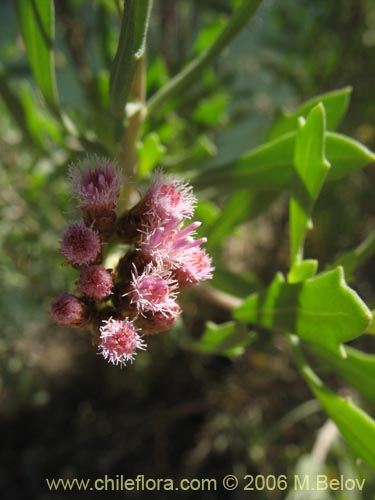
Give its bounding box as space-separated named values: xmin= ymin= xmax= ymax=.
xmin=1 ymin=0 xmax=375 ymax=498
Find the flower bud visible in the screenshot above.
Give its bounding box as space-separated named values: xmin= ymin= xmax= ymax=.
xmin=78 ymin=265 xmax=113 ymax=301
xmin=60 ymin=221 xmax=101 ymax=266
xmin=49 ymin=293 xmax=91 ymax=328
xmin=70 ymin=156 xmax=121 ymax=239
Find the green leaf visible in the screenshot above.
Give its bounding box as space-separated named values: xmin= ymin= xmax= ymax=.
xmin=137 ymin=133 xmax=166 ymax=178
xmin=234 ymin=268 xmax=372 ymax=351
xmin=0 ymin=72 xmax=42 ymax=150
xmin=309 ymin=375 xmax=375 ymax=471
xmin=365 ymin=311 xmax=375 ymax=335
xmin=290 ymin=104 xmax=331 ymax=265
xmin=289 ymin=335 xmax=375 ymax=472
xmin=192 ymin=132 xmax=375 ymax=192
xmin=109 ymin=0 xmax=153 ymax=116
xmin=327 ymin=133 xmax=375 ymax=180
xmin=268 ymin=87 xmax=352 ymax=140
xmin=288 ymin=260 xmax=318 ymax=284
xmin=189 ymin=321 xmax=255 ymax=357
xmin=330 ymin=229 xmax=375 ymax=281
xmin=14 ymin=0 xmax=58 ymax=108
xmin=309 ymin=344 xmax=375 ymax=406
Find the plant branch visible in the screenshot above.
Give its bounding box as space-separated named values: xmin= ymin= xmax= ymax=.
xmin=195 ymin=284 xmax=242 ymax=311
xmin=288 ymin=334 xmax=323 ymax=389
xmin=118 ymin=56 xmax=147 ymax=210
xmin=146 ymin=0 xmax=262 ymax=115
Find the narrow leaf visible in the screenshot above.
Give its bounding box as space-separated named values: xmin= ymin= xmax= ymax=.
xmin=290 ymin=335 xmax=375 ymax=472
xmin=0 ymin=72 xmax=42 ymax=149
xmin=310 ymin=377 xmax=375 ymax=471
xmin=189 ymin=321 xmax=255 ymax=357
xmin=268 ymin=87 xmax=352 ymax=140
xmin=289 ymin=104 xmax=331 ymax=265
xmin=309 ymin=344 xmax=375 ymax=406
xmin=110 ymin=0 xmax=153 ymax=116
xmin=192 ymin=132 xmax=375 ymax=192
xmin=14 ymin=0 xmax=58 ymax=108
xmin=234 ymin=268 xmax=372 ymax=350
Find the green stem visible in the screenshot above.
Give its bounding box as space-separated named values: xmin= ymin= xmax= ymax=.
xmin=288 ymin=334 xmax=323 ymax=389
xmin=118 ymin=55 xmax=147 ymax=210
xmin=146 ymin=0 xmax=262 ymax=115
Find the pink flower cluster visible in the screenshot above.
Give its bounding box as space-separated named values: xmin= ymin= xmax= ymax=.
xmin=50 ymin=158 xmax=213 ymax=367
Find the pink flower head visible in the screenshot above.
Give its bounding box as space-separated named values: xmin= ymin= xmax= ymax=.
xmin=127 ymin=263 xmax=179 ymax=315
xmin=143 ymin=173 xmax=196 ymax=223
xmin=79 ymin=265 xmax=113 ymax=301
xmin=98 ymin=317 xmax=146 ymax=366
xmin=69 ymin=156 xmax=121 ymax=213
xmin=173 ymin=247 xmax=214 ymax=287
xmin=61 ymin=221 xmax=101 ymax=265
xmin=49 ymin=293 xmax=90 ymax=327
xmin=140 ymin=221 xmax=207 ymax=268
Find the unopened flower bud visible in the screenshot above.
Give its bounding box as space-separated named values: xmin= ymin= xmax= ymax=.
xmin=79 ymin=265 xmax=113 ymax=301
xmin=70 ymin=156 xmax=121 ymax=239
xmin=49 ymin=293 xmax=91 ymax=328
xmin=60 ymin=221 xmax=101 ymax=266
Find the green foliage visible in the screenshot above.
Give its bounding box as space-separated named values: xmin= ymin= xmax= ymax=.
xmin=192 ymin=131 xmax=375 ymax=192
xmin=109 ymin=0 xmax=153 ymax=116
xmin=313 ymin=387 xmax=375 ymax=471
xmin=309 ymin=344 xmax=375 ymax=406
xmin=14 ymin=0 xmax=58 ymax=109
xmin=268 ymin=87 xmax=352 ymax=140
xmin=234 ymin=268 xmax=372 ymax=351
xmin=290 ymin=335 xmax=375 ymax=470
xmin=188 ymin=321 xmax=255 ymax=358
xmin=289 ymin=104 xmax=331 ymax=266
